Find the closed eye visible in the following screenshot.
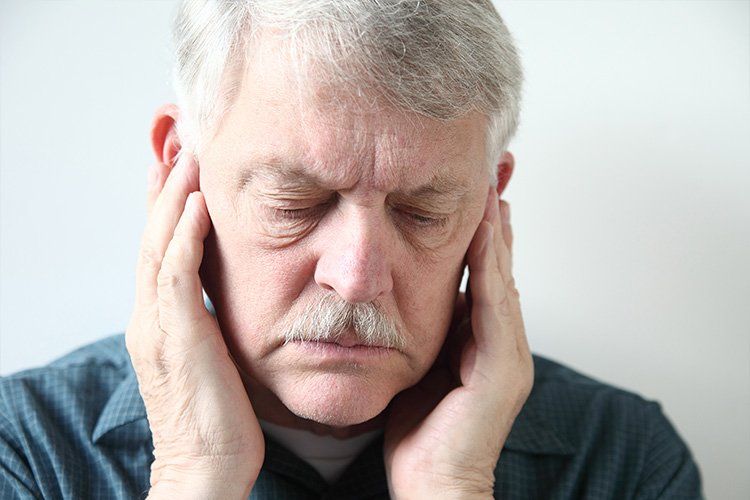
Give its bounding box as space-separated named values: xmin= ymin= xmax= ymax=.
xmin=265 ymin=196 xmax=336 ymax=222
xmin=396 ymin=208 xmax=449 ymax=229
xmin=265 ymin=199 xmax=449 ymax=230
xmin=271 ymin=206 xmax=320 ymax=220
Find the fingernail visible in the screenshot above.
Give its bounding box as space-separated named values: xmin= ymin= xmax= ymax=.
xmin=501 ymin=203 xmax=510 ymax=222
xmin=147 ymin=163 xmax=157 ymax=188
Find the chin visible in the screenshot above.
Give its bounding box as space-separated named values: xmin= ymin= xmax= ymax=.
xmin=274 ymin=371 xmax=397 ymax=427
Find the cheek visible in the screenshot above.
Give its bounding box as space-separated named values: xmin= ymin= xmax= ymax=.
xmin=210 ymin=238 xmax=315 ymax=317
xmin=201 ymin=189 xmax=318 ymax=348
xmin=202 ymin=176 xmax=312 ymax=300
xmin=396 ymin=195 xmax=482 ymax=369
xmin=391 ymin=237 xmax=467 ymax=371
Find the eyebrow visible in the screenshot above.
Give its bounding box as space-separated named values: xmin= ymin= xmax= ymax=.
xmin=239 ymin=160 xmax=325 ymax=191
xmin=238 ymin=158 xmax=471 ymax=201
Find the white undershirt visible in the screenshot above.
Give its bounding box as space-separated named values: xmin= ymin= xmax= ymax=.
xmin=258 ymin=419 xmax=384 ymax=484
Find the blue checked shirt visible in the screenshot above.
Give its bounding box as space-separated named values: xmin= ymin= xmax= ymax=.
xmin=0 ymin=333 xmax=703 ymax=499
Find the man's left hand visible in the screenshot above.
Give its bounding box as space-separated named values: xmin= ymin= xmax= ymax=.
xmin=384 ymin=188 xmax=533 ymax=499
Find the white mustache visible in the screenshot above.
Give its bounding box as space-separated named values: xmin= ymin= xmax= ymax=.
xmin=282 ymin=291 xmax=406 ymax=350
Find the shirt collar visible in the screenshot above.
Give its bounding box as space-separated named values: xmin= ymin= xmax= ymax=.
xmin=92 ymin=361 xmax=147 ymax=446
xmin=260 ymin=388 xmax=576 ymax=498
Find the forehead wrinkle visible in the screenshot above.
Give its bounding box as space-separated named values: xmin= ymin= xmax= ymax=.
xmin=237 ymin=118 xmax=473 ymax=198
xmin=239 ymin=152 xmax=473 ymax=205
xmin=238 ymin=156 xmax=334 ymax=192
xmin=372 ymin=116 xmax=469 ymax=186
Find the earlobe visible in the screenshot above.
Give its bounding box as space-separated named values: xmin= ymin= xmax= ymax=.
xmin=495 ymin=151 xmax=515 ymax=197
xmin=150 ymin=103 xmax=182 ymax=168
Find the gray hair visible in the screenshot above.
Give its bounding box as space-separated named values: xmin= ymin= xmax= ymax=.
xmin=172 ymin=0 xmax=523 ymax=184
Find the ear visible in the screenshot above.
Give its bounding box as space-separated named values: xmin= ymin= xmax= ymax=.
xmin=150 ymin=103 xmax=182 ymax=168
xmin=494 ymin=151 xmax=515 ymax=198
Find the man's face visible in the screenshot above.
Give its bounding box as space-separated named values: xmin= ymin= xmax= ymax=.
xmin=197 ymin=33 xmax=491 ymax=427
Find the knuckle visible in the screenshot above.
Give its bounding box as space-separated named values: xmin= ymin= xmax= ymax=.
xmin=157 ymin=269 xmax=182 ymax=294
xmin=505 ymin=277 xmax=521 ymax=300
xmin=138 ymin=242 xmax=163 ymax=274
xmin=493 ymin=290 xmax=513 ymax=316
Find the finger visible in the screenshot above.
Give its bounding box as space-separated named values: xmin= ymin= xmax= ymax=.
xmin=466 ymin=219 xmax=509 ymax=348
xmin=467 ymin=222 xmax=533 ymax=397
xmin=499 ymin=201 xmax=513 ymax=248
xmin=464 ymin=186 xmax=496 ymax=321
xmin=466 ymin=186 xmax=497 ymax=322
xmin=135 ymin=154 xmax=200 ymax=308
xmin=157 ymin=191 xmax=212 ymax=334
xmin=499 ymin=199 xmax=513 ymax=262
xmin=495 ymin=201 xmax=527 ymax=351
xmin=492 ymin=197 xmax=524 ymax=309
xmin=146 ymin=162 xmax=170 ymax=217
xmin=489 ymin=195 xmax=512 ymax=283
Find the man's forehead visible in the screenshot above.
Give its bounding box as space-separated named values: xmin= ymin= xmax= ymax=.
xmin=238 ymin=151 xmax=473 ymax=200
xmin=210 ymin=28 xmax=488 ymax=198
xmin=232 ymin=109 xmax=484 ymax=198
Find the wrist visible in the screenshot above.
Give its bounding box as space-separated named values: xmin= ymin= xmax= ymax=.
xmin=392 ymin=488 xmax=493 ymax=500
xmin=147 ymin=474 xmax=254 ymax=500
xmin=389 ymin=463 xmax=495 ymax=500
xmin=390 ymin=473 xmax=494 ymax=500
xmin=147 ymin=457 xmax=257 ymax=500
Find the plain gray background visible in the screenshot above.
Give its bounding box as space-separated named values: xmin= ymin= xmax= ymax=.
xmin=1 ymin=1 xmax=748 ymax=498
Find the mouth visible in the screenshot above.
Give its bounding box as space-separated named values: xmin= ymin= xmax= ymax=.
xmin=286 ymin=339 xmax=398 ymax=363
xmin=282 ymin=327 xmax=397 ymax=349
xmin=318 ymin=330 xmax=386 ymax=348
xmin=302 ymin=339 xmax=392 ymax=349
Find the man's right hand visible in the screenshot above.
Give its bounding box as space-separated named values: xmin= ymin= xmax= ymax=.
xmin=125 ymin=155 xmax=264 ymax=499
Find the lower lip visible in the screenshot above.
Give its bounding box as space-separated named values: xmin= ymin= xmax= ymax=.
xmin=289 ymin=340 xmax=396 ymax=362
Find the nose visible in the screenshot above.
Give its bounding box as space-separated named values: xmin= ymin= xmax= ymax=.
xmin=314 ymin=208 xmax=394 ymax=304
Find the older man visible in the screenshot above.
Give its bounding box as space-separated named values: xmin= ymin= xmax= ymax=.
xmin=0 ymin=1 xmax=702 ymax=499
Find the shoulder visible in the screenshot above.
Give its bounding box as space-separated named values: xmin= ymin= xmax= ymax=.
xmin=497 ymin=353 xmax=704 ymax=499
xmin=530 ymin=353 xmax=661 ymax=432
xmin=0 ymin=334 xmax=151 ymax=499
xmin=0 ymin=333 xmax=130 ymax=419
xmin=528 ymin=353 xmax=693 ymax=457
xmin=0 ymin=334 xmax=131 ymax=443
xmin=2 ymin=332 xmax=130 ymax=382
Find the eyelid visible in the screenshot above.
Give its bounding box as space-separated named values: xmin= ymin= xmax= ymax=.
xmin=263 ymin=205 xmax=306 ymax=219
xmin=271 ymin=206 xmax=319 ymax=219
xmin=264 ymin=197 xmax=335 ymax=221
xmin=407 ymin=213 xmax=449 ymax=228
xmin=392 ymin=206 xmax=450 ymax=229
xmin=263 ymin=197 xmax=450 ymax=229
